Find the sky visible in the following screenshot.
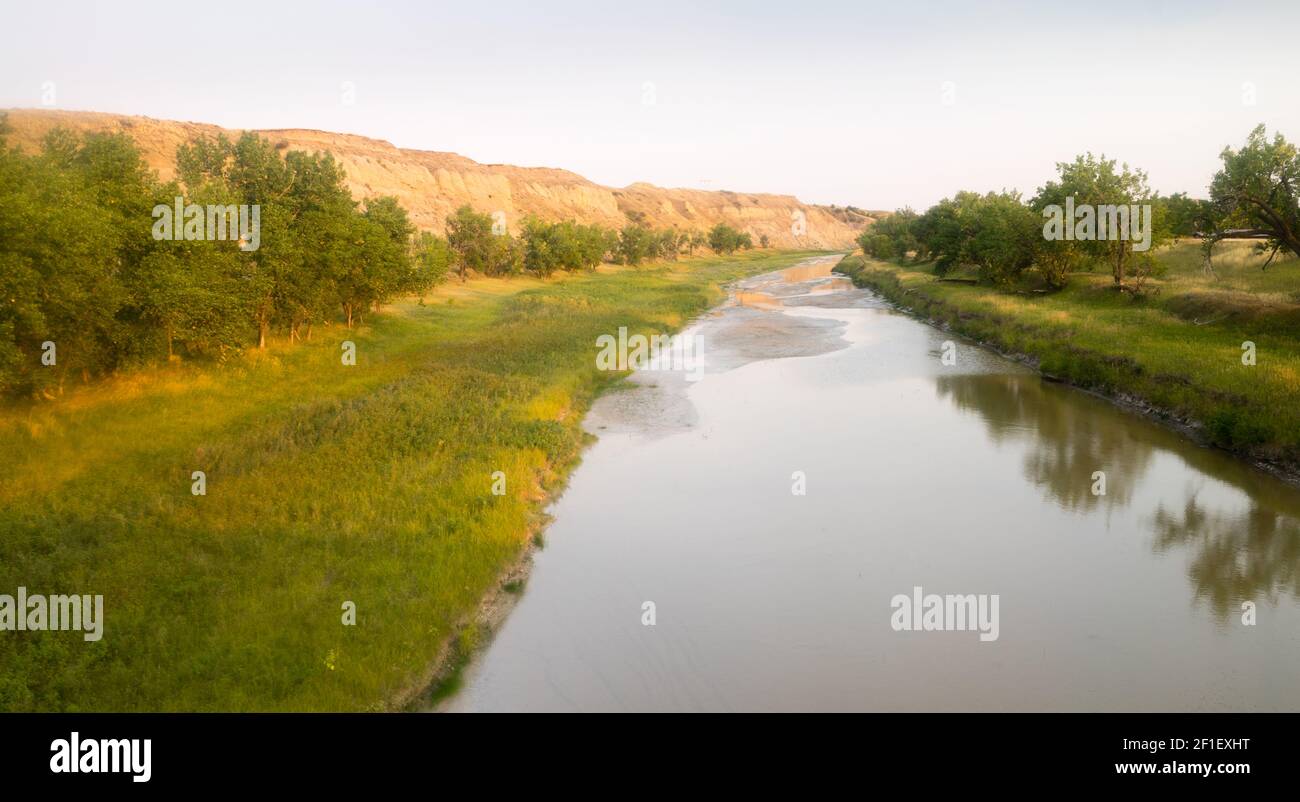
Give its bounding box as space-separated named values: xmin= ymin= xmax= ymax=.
xmin=3 ymin=0 xmax=1299 ymax=210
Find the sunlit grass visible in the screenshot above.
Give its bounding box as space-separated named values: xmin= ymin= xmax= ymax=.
xmin=0 ymin=250 xmax=827 ymax=711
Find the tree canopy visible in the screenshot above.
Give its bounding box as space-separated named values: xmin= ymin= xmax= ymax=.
xmin=1204 ymin=124 xmax=1300 ymax=273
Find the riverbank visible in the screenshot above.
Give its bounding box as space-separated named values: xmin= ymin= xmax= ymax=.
xmin=0 ymin=250 xmax=827 ymax=711
xmin=832 ymin=245 xmax=1300 ymax=481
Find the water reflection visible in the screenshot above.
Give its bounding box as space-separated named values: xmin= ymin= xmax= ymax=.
xmin=935 ymin=375 xmax=1154 ymax=511
xmin=1152 ymin=492 xmax=1300 ymax=619
xmin=934 ymin=373 xmax=1300 ymax=620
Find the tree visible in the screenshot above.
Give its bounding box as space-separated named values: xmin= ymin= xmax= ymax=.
xmin=486 ymin=231 xmax=524 ymax=277
xmin=914 ymin=192 xmax=981 ymax=275
xmin=549 ymin=221 xmax=583 ymax=270
xmin=859 ymin=208 xmax=920 ymax=261
xmin=335 ymin=196 xmax=416 ymax=326
xmin=861 ymin=233 xmax=895 ymax=260
xmin=653 ymin=228 xmax=681 ymax=260
xmin=575 ymin=223 xmax=612 ymax=269
xmin=413 ymin=231 xmax=451 ymax=292
xmin=0 ymin=119 xmax=442 ymax=396
xmin=966 ymin=192 xmax=1039 ymax=285
xmin=1203 ymin=124 xmax=1300 ymax=274
xmin=0 ymin=130 xmax=140 ymax=393
xmin=1032 ymin=154 xmax=1167 ymax=290
xmin=1155 ymin=192 xmax=1212 ymax=240
xmin=446 ymin=205 xmax=494 ymax=280
xmin=707 ymin=223 xmax=750 ymax=254
xmin=910 ymin=192 xmax=1040 ymax=285
xmin=618 ymin=224 xmax=654 ymax=265
xmin=521 ymin=216 xmax=562 ymax=276
xmin=135 ymin=236 xmax=250 ymax=358
xmin=177 ymin=131 xmax=302 ymax=347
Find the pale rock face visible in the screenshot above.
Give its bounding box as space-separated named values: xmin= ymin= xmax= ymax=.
xmin=4 ymin=108 xmax=874 ymax=248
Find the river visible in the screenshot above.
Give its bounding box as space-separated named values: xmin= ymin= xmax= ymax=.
xmin=442 ymin=255 xmax=1300 ymax=712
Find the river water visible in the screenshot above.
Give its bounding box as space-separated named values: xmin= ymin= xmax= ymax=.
xmin=443 ymin=255 xmax=1300 ymax=712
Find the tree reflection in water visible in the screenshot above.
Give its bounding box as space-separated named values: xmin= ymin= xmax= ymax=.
xmin=934 ymin=373 xmax=1300 ymax=620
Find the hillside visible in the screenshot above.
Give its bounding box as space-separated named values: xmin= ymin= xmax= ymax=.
xmin=3 ymin=108 xmax=870 ymax=248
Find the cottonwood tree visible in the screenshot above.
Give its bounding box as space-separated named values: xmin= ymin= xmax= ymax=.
xmin=413 ymin=231 xmax=452 ymax=292
xmin=1155 ymin=192 xmax=1212 ymax=240
xmin=177 ymin=132 xmax=293 ymax=347
xmin=910 ymin=192 xmax=1038 ymax=284
xmin=1031 ymin=154 xmax=1168 ymax=291
xmin=707 ymin=223 xmax=752 ymax=254
xmin=0 ymin=117 xmax=436 ymax=396
xmin=913 ymin=192 xmax=980 ymax=275
xmin=446 ymin=205 xmax=494 ymax=280
xmin=619 ymin=223 xmax=654 ymax=264
xmin=858 ymin=208 xmax=921 ymax=262
xmin=1203 ymin=124 xmax=1300 ymax=275
xmin=0 ymin=129 xmax=143 ymax=394
xmin=967 ymin=192 xmax=1039 ymax=285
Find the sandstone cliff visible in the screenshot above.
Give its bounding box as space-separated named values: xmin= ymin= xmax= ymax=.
xmin=3 ymin=108 xmax=872 ymax=249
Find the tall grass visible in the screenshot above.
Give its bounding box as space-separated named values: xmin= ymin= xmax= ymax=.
xmin=0 ymin=251 xmax=826 ymax=711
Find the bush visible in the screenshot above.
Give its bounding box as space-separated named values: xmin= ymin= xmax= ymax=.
xmin=707 ymin=223 xmax=752 ymax=254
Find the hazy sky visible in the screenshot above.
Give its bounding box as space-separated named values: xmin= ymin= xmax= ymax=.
xmin=3 ymin=0 xmax=1299 ymax=210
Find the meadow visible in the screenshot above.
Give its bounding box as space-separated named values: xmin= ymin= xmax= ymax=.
xmin=0 ymin=250 xmax=824 ymax=711
xmin=833 ymin=241 xmax=1300 ymax=471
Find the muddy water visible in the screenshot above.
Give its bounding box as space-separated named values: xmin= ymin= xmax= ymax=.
xmin=443 ymin=256 xmax=1300 ymax=712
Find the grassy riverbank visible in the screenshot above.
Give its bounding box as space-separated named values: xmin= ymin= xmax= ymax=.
xmin=0 ymin=250 xmax=825 ymax=711
xmin=834 ymin=242 xmax=1300 ymax=473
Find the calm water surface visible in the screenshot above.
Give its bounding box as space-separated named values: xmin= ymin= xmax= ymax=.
xmin=443 ymin=256 xmax=1300 ymax=712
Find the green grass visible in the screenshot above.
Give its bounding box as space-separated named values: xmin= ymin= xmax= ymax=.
xmin=0 ymin=250 xmax=826 ymax=711
xmin=834 ymin=241 xmax=1300 ymax=468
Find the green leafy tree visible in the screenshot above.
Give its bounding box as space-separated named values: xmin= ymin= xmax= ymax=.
xmin=413 ymin=231 xmax=452 ymax=292
xmin=0 ymin=130 xmax=140 ymax=393
xmin=859 ymin=208 xmax=920 ymax=261
xmin=486 ymin=231 xmax=524 ymax=277
xmin=861 ymin=233 xmax=895 ymax=260
xmin=966 ymin=192 xmax=1039 ymax=285
xmin=521 ymin=216 xmax=561 ymax=276
xmin=574 ymin=223 xmax=612 ymax=269
xmin=912 ymin=191 xmax=1040 ymax=285
xmin=1032 ymin=154 xmax=1167 ymax=290
xmin=1204 ymin=124 xmax=1300 ymax=273
xmin=707 ymin=223 xmax=751 ymax=254
xmin=618 ymin=224 xmax=654 ymax=265
xmin=446 ymin=205 xmax=494 ymax=280
xmin=1154 ymin=192 xmax=1212 ymax=239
